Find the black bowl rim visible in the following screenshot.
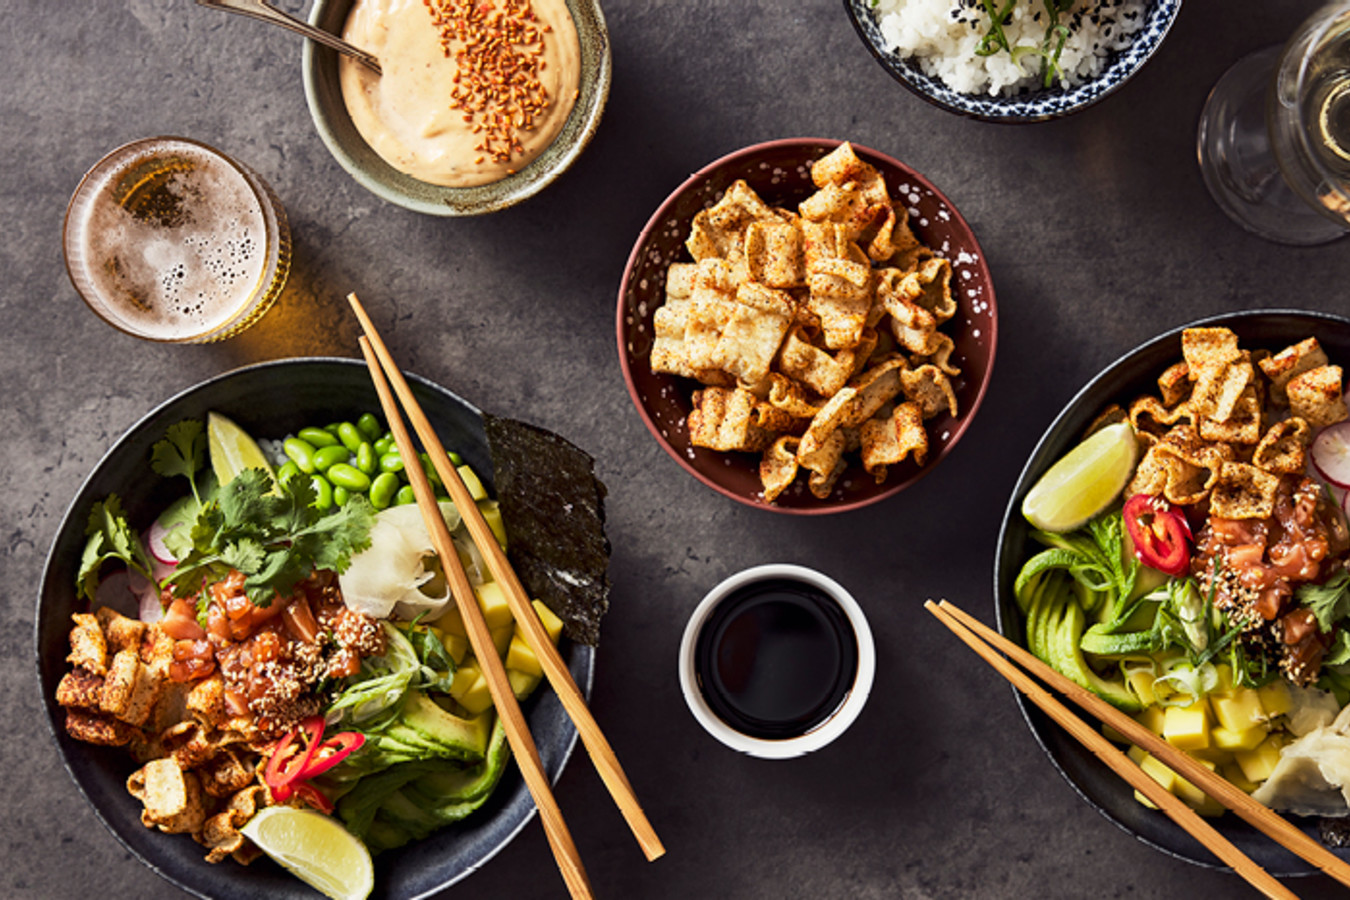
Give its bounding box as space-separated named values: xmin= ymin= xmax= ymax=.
xmin=614 ymin=135 xmax=999 ymax=515
xmin=842 ymin=0 xmax=1183 ymax=123
xmin=36 ymin=356 xmax=593 ymax=899
xmin=994 ymin=308 xmax=1350 ymax=873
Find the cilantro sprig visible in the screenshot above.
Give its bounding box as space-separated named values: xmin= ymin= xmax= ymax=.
xmin=165 ymin=467 xmax=376 ymax=608
xmin=77 ymin=494 xmax=155 ymax=602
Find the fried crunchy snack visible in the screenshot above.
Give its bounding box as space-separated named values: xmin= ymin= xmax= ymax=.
xmin=57 ymin=607 xmax=273 ymax=865
xmin=1123 ymin=327 xmax=1348 ymax=517
xmin=650 ymin=142 xmax=963 ymax=502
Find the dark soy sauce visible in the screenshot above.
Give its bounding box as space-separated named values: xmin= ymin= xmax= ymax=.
xmin=694 ymin=578 xmax=858 ymax=740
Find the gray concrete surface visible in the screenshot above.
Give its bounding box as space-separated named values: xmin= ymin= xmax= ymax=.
xmin=4 ymin=0 xmax=1350 ymax=898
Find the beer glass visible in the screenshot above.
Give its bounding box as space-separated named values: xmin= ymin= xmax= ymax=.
xmin=1197 ymin=2 xmax=1350 ymax=245
xmin=63 ymin=137 xmax=292 ymax=342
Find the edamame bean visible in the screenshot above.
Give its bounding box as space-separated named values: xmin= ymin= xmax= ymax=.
xmin=283 ymin=437 xmax=319 ymax=474
xmin=337 ymin=422 xmax=364 ymax=453
xmin=370 ymin=472 xmax=399 ymax=509
xmin=313 ymin=444 xmax=350 ymax=472
xmin=395 ymin=485 xmax=415 ymax=505
xmin=357 ymin=413 xmax=382 ymax=440
xmin=311 ymin=474 xmax=334 ymax=511
xmin=448 ymin=450 xmax=463 ymax=465
xmin=356 ymin=441 xmax=376 ymax=475
xmin=277 ymin=460 xmax=301 ymax=484
xmin=333 ymin=485 xmax=350 ymax=506
xmin=324 ymin=422 xmax=343 ymax=435
xmin=327 ymin=463 xmax=371 ymax=492
xmin=379 ymin=451 xmax=405 ymax=474
xmin=297 ymin=427 xmax=340 ymax=448
xmin=374 ymin=434 xmax=393 ymax=456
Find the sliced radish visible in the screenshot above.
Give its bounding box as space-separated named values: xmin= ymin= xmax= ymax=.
xmin=145 ymin=520 xmax=180 ymax=566
xmin=128 ymin=568 xmax=163 ymax=622
xmin=1312 ymin=421 xmax=1350 ymax=488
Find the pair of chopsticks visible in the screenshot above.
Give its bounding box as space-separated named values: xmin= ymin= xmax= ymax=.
xmin=927 ymin=599 xmax=1350 ymax=900
xmin=349 ymin=293 xmax=664 ymax=899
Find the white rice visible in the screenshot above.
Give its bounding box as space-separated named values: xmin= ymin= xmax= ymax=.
xmin=873 ymin=0 xmax=1148 ymax=97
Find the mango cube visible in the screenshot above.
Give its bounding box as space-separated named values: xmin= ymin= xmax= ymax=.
xmin=507 ymin=631 xmax=543 ymax=678
xmin=1257 ymin=680 xmax=1293 ymax=717
xmin=477 ymin=499 xmax=508 ymax=549
xmin=1234 ymin=733 xmax=1287 ymax=783
xmin=1134 ymin=704 xmax=1167 ymax=737
xmin=1126 ymin=668 xmax=1157 ymax=707
xmin=1172 ymin=757 xmax=1217 ymax=809
xmin=458 ymin=464 xmax=488 ymax=501
xmin=441 ymin=631 xmax=470 ymax=665
xmin=474 ymin=581 xmax=514 ymax=629
xmin=1163 ymin=701 xmax=1211 ymax=751
xmin=437 ymin=606 xmax=467 ymax=637
xmin=449 ymin=660 xmax=481 ymax=700
xmin=1211 ymin=690 xmax=1267 ymax=733
xmin=508 ymin=668 xmax=541 ymax=700
xmin=456 ymin=671 xmax=493 ymax=716
xmin=1134 ymin=752 xmax=1178 ymax=809
xmin=490 ymin=623 xmax=513 ymax=657
xmin=532 ymin=600 xmax=564 ymax=645
xmin=1212 ymin=724 xmax=1268 ymax=753
xmin=1221 ymin=762 xmax=1261 ymax=794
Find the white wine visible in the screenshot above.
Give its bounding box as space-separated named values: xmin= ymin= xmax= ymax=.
xmin=63 ymin=138 xmax=291 ymax=342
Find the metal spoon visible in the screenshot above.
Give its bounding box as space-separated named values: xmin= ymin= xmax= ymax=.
xmin=196 ymin=0 xmax=381 ymax=75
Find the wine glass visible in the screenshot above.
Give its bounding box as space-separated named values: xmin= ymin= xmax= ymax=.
xmin=1197 ymin=2 xmax=1350 ymax=245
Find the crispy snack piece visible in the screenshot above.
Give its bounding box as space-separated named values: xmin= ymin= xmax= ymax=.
xmin=1129 ymin=395 xmax=1194 ymax=437
xmin=1158 ymin=362 xmax=1192 ymax=407
xmin=778 ymin=327 xmax=855 ymax=398
xmin=745 ymin=219 xmax=805 ymax=289
xmin=65 ymin=708 xmax=138 ymax=746
xmin=712 ymin=282 xmax=795 ymax=386
xmin=99 ymin=648 xmax=162 ymax=727
xmin=127 ymin=758 xmax=207 ymax=835
xmin=1253 ymin=418 xmax=1312 ymax=475
xmin=760 ymin=435 xmax=802 ymax=503
xmin=1197 ymin=386 xmax=1262 ymax=444
xmin=688 ymin=386 xmax=776 ymax=453
xmin=67 ymin=613 xmax=107 ymax=676
xmin=860 ymin=401 xmax=928 ymax=480
xmin=900 ymin=365 xmax=959 ymax=419
xmin=198 ymin=785 xmax=269 ymax=864
xmin=1287 ymin=364 xmax=1349 ymax=428
xmin=1260 ymin=337 xmax=1328 ymax=406
xmin=1210 ymin=462 xmax=1282 ymax=520
xmin=1127 ymin=424 xmax=1235 ymax=506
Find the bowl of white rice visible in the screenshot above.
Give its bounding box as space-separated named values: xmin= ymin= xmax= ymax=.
xmin=844 ymin=0 xmax=1181 ymax=121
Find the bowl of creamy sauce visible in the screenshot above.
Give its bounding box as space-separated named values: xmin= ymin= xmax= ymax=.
xmin=304 ymin=0 xmax=609 ymax=214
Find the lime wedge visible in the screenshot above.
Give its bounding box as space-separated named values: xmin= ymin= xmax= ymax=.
xmin=1021 ymin=420 xmax=1138 ymax=532
xmin=207 ymin=411 xmax=275 ymax=487
xmin=240 ymin=807 xmax=374 ymax=900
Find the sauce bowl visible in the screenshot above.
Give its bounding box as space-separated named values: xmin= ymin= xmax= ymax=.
xmin=303 ymin=0 xmax=611 ymax=215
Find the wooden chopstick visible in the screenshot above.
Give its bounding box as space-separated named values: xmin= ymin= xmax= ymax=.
xmin=348 ymin=293 xmax=665 ymax=863
xmin=358 ymin=336 xmax=594 ymax=900
xmin=932 ymin=598 xmax=1350 ymax=890
xmin=923 ymin=601 xmax=1296 ymax=900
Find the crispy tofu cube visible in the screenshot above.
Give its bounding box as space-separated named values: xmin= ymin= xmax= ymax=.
xmin=56 ymin=668 xmax=106 ymax=710
xmin=1211 ymin=690 xmax=1267 ymax=733
xmin=473 ymin=581 xmax=514 ymax=630
xmin=99 ymin=649 xmax=161 ymax=727
xmin=127 ymin=758 xmax=206 ymax=834
xmin=506 ymin=631 xmax=543 ymax=678
xmin=1235 ymin=734 xmax=1287 ymax=783
xmin=67 ymin=613 xmax=108 ymax=676
xmin=1163 ymin=702 xmax=1211 ymax=751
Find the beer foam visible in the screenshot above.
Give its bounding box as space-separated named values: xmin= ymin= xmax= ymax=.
xmin=70 ymin=141 xmax=272 ymax=341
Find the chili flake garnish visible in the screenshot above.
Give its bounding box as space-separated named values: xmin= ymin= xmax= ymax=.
xmin=425 ymin=0 xmax=552 ymax=167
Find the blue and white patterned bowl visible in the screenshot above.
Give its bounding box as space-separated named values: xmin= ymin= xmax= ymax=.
xmin=843 ymin=0 xmax=1181 ymax=122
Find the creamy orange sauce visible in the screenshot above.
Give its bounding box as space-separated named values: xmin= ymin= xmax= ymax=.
xmin=340 ymin=0 xmax=580 ymax=187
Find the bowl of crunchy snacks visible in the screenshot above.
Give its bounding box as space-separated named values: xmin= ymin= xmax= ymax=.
xmin=304 ymin=0 xmax=611 ymax=215
xmin=38 ymin=358 xmax=609 ymax=898
xmin=617 ymin=138 xmax=997 ymax=513
xmin=843 ymin=0 xmax=1181 ymax=122
xmin=995 ymin=309 xmax=1350 ymax=871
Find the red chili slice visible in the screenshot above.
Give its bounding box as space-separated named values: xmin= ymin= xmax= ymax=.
xmin=297 ymin=732 xmax=366 ymax=781
xmin=263 ymin=716 xmax=325 ymax=801
xmin=291 ymin=780 xmax=335 ymax=815
xmin=1123 ymin=494 xmax=1193 ymax=576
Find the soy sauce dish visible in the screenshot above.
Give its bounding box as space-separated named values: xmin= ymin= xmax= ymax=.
xmin=679 ymin=564 xmax=875 ymax=759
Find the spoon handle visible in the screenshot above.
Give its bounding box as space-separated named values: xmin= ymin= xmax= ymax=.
xmin=196 ymin=0 xmax=381 ymax=74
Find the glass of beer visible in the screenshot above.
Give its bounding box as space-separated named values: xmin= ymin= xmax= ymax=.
xmin=63 ymin=137 xmax=292 ymax=342
xmin=1197 ymin=2 xmax=1350 ymax=245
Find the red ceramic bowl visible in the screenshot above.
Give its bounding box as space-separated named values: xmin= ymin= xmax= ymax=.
xmin=616 ymin=137 xmax=997 ymax=514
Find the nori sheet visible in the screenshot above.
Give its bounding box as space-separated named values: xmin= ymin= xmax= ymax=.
xmin=484 ymin=414 xmax=611 ymax=647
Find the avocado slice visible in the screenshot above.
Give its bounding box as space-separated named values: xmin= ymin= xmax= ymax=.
xmin=399 ymin=692 xmax=491 ymax=762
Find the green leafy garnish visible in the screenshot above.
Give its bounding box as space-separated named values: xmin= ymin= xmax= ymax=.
xmin=150 ymin=419 xmax=208 ymax=505
xmin=1298 ymin=568 xmax=1350 ymax=632
xmin=77 ymin=494 xmax=155 ymax=602
xmin=975 ymin=0 xmax=1075 ymax=88
xmin=164 ymin=467 xmax=376 ymax=607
